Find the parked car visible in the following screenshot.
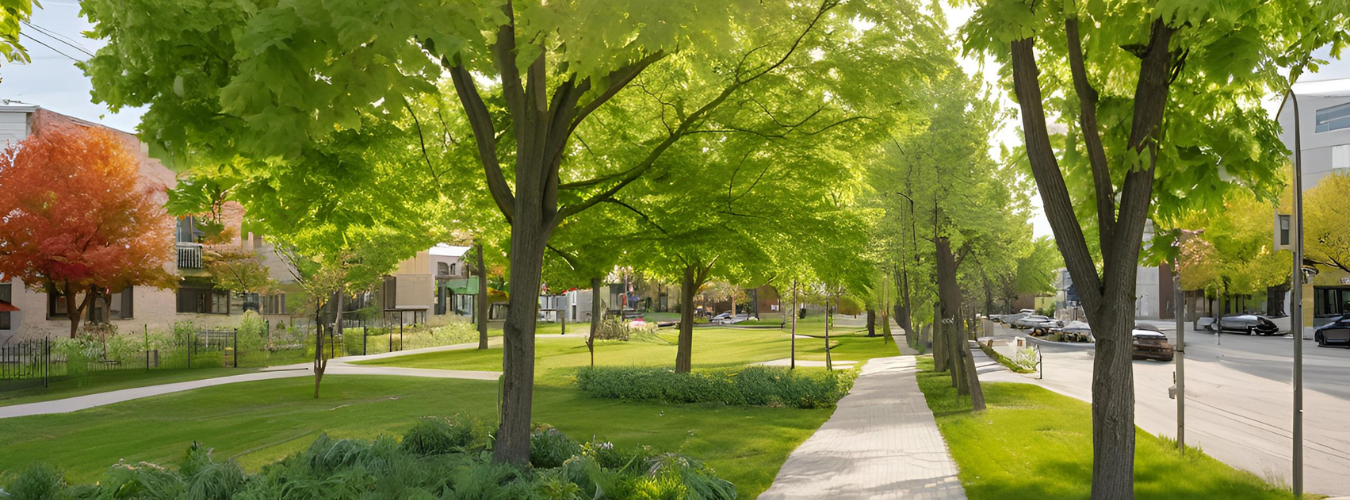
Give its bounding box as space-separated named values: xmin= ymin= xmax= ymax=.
xmin=1213 ymin=314 xmax=1281 ymax=336
xmin=1314 ymin=314 xmax=1350 ymax=347
xmin=1056 ymin=321 xmax=1093 ymax=342
xmin=1013 ymin=315 xmax=1059 ymax=330
xmin=1132 ymin=324 xmax=1174 ymax=361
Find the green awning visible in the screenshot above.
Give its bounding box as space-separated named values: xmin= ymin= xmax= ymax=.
xmin=443 ymin=277 xmax=480 ymax=295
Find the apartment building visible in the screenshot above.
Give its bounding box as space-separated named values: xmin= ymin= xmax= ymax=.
xmin=1273 ymin=78 xmax=1350 ymax=331
xmin=0 ymin=104 xmax=294 ymax=342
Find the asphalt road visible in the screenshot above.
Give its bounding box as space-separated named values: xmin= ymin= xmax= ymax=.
xmin=986 ymin=320 xmax=1350 ymax=496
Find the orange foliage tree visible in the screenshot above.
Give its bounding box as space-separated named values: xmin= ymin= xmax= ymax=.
xmin=0 ymin=123 xmax=175 ymax=337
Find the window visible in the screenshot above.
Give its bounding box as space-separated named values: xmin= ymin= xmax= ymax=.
xmin=48 ymin=289 xmax=69 ymax=318
xmin=0 ymin=311 xmax=9 ymax=330
xmin=1280 ymin=214 xmax=1291 ymax=246
xmin=450 ymin=263 xmax=457 ymax=276
xmin=262 ymin=293 xmax=287 ymax=315
xmin=0 ymin=281 xmax=10 ymax=303
xmin=177 ymin=286 xmax=230 ymax=314
xmin=89 ymin=287 xmax=134 ymax=321
xmin=1334 ymin=145 xmax=1350 ymax=170
xmin=176 ymin=216 xmax=199 ymax=243
xmin=438 ymin=262 xmax=449 ymax=276
xmin=1317 ymin=102 xmax=1350 ymax=133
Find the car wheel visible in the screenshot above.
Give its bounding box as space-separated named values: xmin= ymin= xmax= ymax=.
xmin=1317 ymin=334 xmax=1326 ymax=347
xmin=1247 ymin=326 xmax=1255 ymax=336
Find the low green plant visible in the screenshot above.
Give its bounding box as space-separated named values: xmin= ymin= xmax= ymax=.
xmin=400 ymin=415 xmax=491 ymax=456
xmin=530 ymin=424 xmax=582 ymax=469
xmin=2 ymin=421 xmax=736 ymax=500
xmin=576 ymin=365 xmax=857 ymax=409
xmin=0 ymin=462 xmax=64 ymax=500
xmin=236 ymin=311 xmax=267 ymax=354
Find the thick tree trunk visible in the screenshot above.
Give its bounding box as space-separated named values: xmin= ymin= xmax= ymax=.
xmin=495 ymin=220 xmax=548 ymax=465
xmin=1089 ymin=301 xmax=1135 ymax=497
xmin=477 ymin=242 xmax=489 ymax=350
xmin=937 ymin=237 xmax=983 ymax=408
xmin=675 ymin=265 xmax=698 ymax=373
xmin=588 ymin=276 xmax=602 ymax=368
xmin=62 ymin=282 xmax=94 ymax=338
xmin=865 ymin=308 xmax=876 ymax=337
xmin=933 ymin=300 xmax=949 ymax=373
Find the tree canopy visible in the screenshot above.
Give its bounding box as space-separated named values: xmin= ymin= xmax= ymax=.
xmin=0 ymin=121 xmax=175 ymax=337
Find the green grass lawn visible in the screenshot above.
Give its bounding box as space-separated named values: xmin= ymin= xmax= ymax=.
xmin=914 ymin=356 xmax=1295 ymax=500
xmin=0 ymin=367 xmax=253 ymax=407
xmin=0 ymin=329 xmax=903 ymax=498
xmin=0 ymin=375 xmax=832 ymax=499
xmin=355 ymin=327 xmax=900 ymax=385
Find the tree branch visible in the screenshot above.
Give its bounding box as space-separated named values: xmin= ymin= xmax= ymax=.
xmin=1009 ymin=37 xmax=1103 ymax=311
xmin=447 ymin=62 xmax=516 ymax=222
xmin=1066 ymin=17 xmax=1116 ymax=257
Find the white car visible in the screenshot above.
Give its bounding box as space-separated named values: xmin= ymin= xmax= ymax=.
xmin=1013 ymin=315 xmax=1056 ymax=329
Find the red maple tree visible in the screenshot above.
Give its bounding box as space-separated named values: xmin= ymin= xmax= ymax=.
xmin=0 ymin=120 xmax=176 ymax=337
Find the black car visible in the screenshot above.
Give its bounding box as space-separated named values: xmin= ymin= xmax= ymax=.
xmin=1214 ymin=315 xmax=1281 ymax=336
xmin=1315 ymin=315 xmax=1350 ymax=347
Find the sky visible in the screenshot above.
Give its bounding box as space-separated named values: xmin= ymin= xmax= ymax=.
xmin=3 ymin=3 xmax=1350 ymax=237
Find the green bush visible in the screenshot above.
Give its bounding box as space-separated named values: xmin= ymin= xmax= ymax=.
xmin=400 ymin=415 xmax=491 ymax=456
xmin=1 ymin=462 xmax=64 ymax=500
xmin=530 ymin=424 xmax=582 ymax=469
xmin=236 ymin=311 xmax=267 ymax=354
xmin=576 ymin=365 xmax=857 ymax=409
xmin=3 ymin=421 xmax=737 ymax=500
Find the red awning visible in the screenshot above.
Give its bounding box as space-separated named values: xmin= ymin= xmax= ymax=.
xmin=0 ymin=302 xmax=19 ymax=312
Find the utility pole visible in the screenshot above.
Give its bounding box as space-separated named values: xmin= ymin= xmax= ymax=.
xmin=1172 ymin=255 xmax=1185 ymax=454
xmin=1290 ymin=87 xmax=1306 ymax=500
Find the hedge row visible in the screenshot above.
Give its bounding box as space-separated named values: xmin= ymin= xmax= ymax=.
xmin=575 ymin=365 xmax=857 ymax=409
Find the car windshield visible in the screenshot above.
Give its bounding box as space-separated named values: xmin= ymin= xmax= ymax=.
xmin=1134 ymin=324 xmax=1161 ymax=332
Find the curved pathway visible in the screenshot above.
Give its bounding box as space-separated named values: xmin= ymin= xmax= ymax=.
xmin=0 ymin=338 xmax=515 ymax=420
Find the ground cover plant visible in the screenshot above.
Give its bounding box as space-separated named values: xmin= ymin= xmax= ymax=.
xmin=0 ymin=374 xmax=833 ymax=499
xmin=0 ymin=415 xmax=736 ymax=500
xmin=914 ymin=356 xmax=1298 ymax=500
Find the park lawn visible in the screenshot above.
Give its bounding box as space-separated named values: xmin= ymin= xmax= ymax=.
xmin=914 ymin=356 xmax=1295 ymax=500
xmin=354 ymin=327 xmax=901 ymax=384
xmin=0 ymin=367 xmax=253 ymax=408
xmin=0 ymin=375 xmax=829 ymax=499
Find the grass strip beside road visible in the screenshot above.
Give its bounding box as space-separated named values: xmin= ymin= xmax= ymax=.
xmin=914 ymin=356 xmax=1300 ymax=500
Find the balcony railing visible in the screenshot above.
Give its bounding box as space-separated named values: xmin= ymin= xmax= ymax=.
xmin=177 ymin=242 xmax=203 ymax=269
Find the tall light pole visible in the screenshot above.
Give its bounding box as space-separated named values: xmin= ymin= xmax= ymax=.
xmin=1288 ymin=85 xmax=1306 ymax=500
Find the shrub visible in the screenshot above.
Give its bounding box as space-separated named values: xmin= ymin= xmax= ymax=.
xmin=530 ymin=424 xmax=582 ymax=469
xmin=1 ymin=463 xmax=64 ymax=500
xmin=576 ymin=365 xmax=857 ymax=409
xmin=7 ymin=422 xmax=736 ymax=500
xmin=400 ymin=415 xmax=491 ymax=456
xmin=236 ymin=311 xmax=267 ymax=353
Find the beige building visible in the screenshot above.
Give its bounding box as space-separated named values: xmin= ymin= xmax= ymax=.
xmin=0 ymin=104 xmax=294 ymax=342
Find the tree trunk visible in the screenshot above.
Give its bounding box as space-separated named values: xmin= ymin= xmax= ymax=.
xmin=675 ymin=265 xmax=698 ymax=373
xmin=313 ymin=299 xmax=328 ymax=399
xmin=865 ymin=308 xmax=876 ymax=337
xmin=61 ymin=281 xmax=94 ymax=338
xmin=824 ymin=294 xmax=834 ymax=371
xmin=588 ymin=276 xmax=602 ymax=368
xmin=933 ymin=300 xmax=948 ymax=373
xmin=790 ymin=280 xmax=798 ymax=370
xmin=937 ymin=237 xmax=983 ymax=408
xmin=476 ymin=241 xmax=489 ymax=350
xmin=1087 ymin=300 xmax=1135 ymax=497
xmin=494 ymin=218 xmax=548 ymax=465
xmin=896 ymin=267 xmax=913 ymax=338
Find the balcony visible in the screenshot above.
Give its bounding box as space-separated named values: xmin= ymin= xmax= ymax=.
xmin=177 ymin=242 xmax=203 ymax=269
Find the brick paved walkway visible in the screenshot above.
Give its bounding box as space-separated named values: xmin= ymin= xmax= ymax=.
xmin=758 ymin=355 xmax=966 ymax=500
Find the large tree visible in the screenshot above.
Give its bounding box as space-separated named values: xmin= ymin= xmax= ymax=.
xmin=82 ymin=0 xmax=941 ymax=463
xmin=962 ymin=1 xmax=1349 ymax=497
xmin=1173 ymin=191 xmax=1291 ymax=313
xmin=1303 ymin=171 xmax=1350 ymax=274
xmin=0 ymin=122 xmax=175 ymax=337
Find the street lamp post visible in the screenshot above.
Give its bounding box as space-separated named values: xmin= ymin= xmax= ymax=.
xmin=1289 ymin=86 xmax=1306 ymax=500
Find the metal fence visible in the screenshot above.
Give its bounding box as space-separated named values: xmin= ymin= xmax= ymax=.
xmin=0 ymin=329 xmax=236 ymax=389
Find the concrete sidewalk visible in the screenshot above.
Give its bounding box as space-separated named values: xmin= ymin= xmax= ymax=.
xmin=758 ymin=355 xmax=966 ymax=500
